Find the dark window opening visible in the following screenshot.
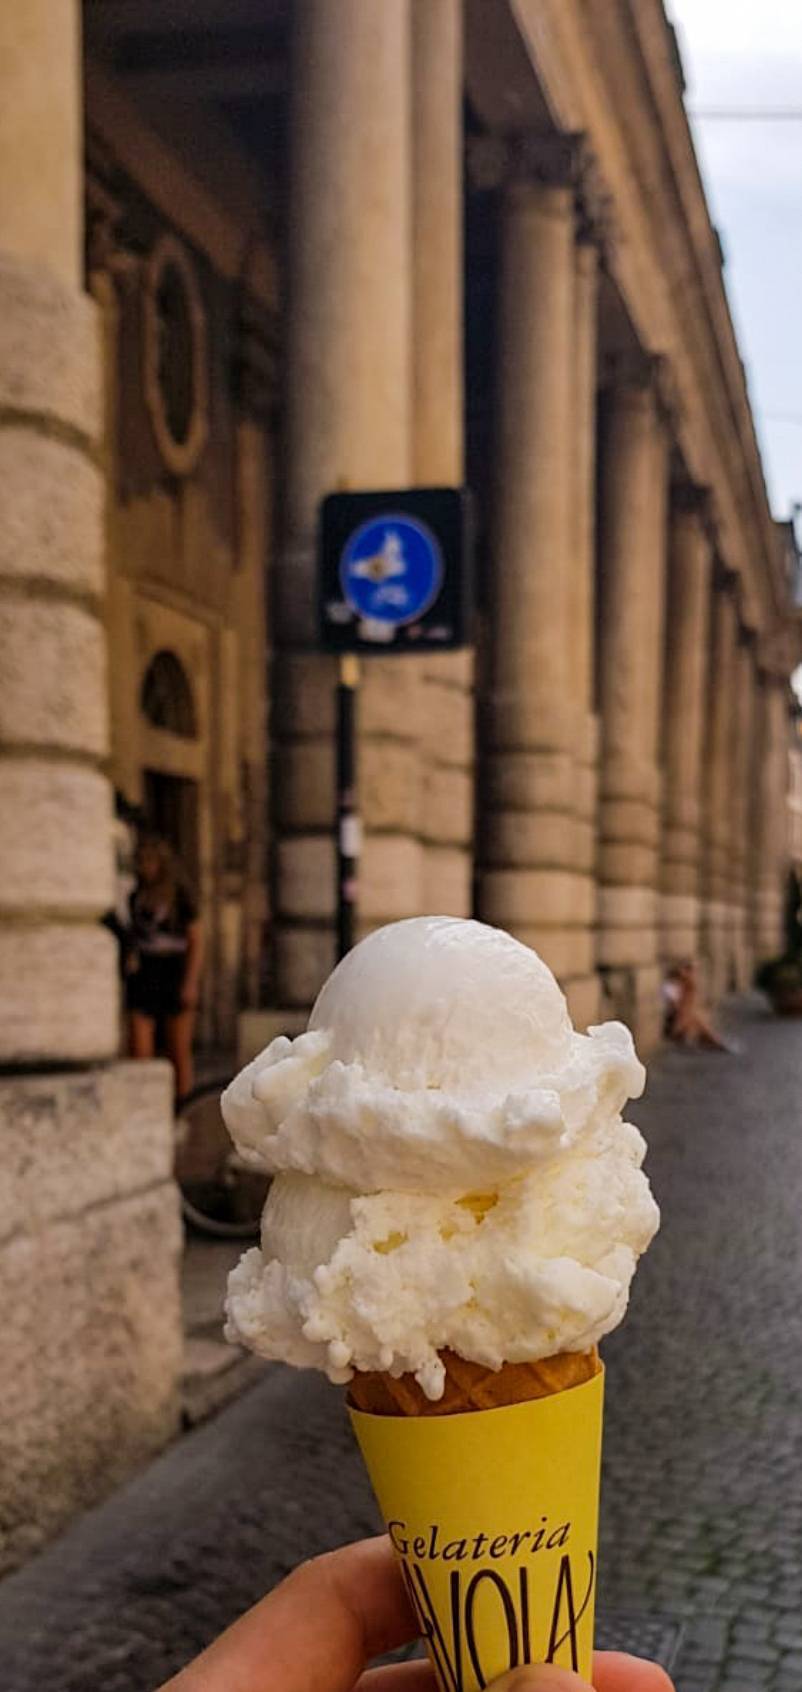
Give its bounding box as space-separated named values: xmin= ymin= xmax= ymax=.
xmin=155 ymin=261 xmax=195 ymax=448
xmin=141 ymin=650 xmax=197 ymax=738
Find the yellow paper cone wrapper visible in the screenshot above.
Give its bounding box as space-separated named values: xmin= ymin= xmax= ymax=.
xmin=350 ymin=1361 xmax=604 ymax=1690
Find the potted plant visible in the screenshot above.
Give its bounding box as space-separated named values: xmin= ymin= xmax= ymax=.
xmin=755 ymin=868 xmax=802 ymax=1014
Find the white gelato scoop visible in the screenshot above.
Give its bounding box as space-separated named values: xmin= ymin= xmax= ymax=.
xmin=223 ymin=916 xmax=659 ymax=1399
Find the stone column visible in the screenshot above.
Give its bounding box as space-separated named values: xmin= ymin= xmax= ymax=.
xmin=660 ymin=487 xmax=712 ymax=963
xmin=596 ymin=360 xmax=669 ymax=1048
xmin=0 ymin=0 xmax=81 ymax=288
xmin=411 ymin=0 xmax=462 ymax=489
xmin=230 ymin=290 xmax=276 ymax=1015
xmin=699 ymin=580 xmax=738 ymax=997
xmin=481 ymin=141 xmax=597 ymax=1013
xmin=0 ymin=0 xmax=118 ymax=1061
xmin=743 ymin=659 xmax=765 ymax=970
xmin=752 ymin=669 xmax=790 ymax=961
xmin=568 ymin=220 xmax=603 ymax=1028
xmin=275 ymin=0 xmax=412 ymax=1006
xmin=0 ymin=0 xmax=180 ymax=1571
xmin=728 ymin=633 xmax=758 ymax=987
xmin=411 ymin=0 xmax=474 ymax=920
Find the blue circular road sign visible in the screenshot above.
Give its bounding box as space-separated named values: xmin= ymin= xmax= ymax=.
xmin=339 ymin=514 xmax=444 ymax=626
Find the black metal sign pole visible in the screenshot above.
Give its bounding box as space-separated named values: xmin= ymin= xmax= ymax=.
xmin=321 ymin=487 xmax=471 ymax=959
xmin=336 ymin=653 xmax=360 ymax=958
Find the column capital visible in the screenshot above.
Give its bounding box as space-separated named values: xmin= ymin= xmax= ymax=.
xmin=516 ymin=133 xmax=616 ymax=256
xmin=234 ymin=292 xmax=280 ymax=423
xmin=467 ymin=128 xmax=615 ymax=253
xmin=515 ymin=130 xmax=589 ymax=189
xmin=465 ymin=132 xmax=511 ymax=193
xmin=757 ymin=627 xmax=795 ymax=684
xmin=601 ymin=348 xmax=678 ymax=428
xmin=733 ymin=577 xmax=762 ymax=645
xmin=712 ymin=556 xmax=739 ymax=597
xmin=671 ymin=481 xmax=728 ymax=568
xmin=671 ymin=480 xmax=712 ymax=519
xmin=85 ymin=128 xmax=144 ymax=288
xmin=466 ymin=130 xmax=587 ymax=196
xmin=575 ymin=159 xmax=616 ymax=256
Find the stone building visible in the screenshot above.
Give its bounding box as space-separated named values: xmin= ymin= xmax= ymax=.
xmin=779 ymin=523 xmax=802 ymax=880
xmin=788 ymin=727 xmax=802 ymax=876
xmin=0 ymin=0 xmax=797 ymax=1568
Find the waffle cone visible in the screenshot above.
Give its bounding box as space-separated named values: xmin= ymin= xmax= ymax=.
xmin=347 ymin=1346 xmax=600 ymax=1416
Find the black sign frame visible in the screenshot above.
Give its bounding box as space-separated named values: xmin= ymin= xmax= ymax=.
xmin=318 ymin=486 xmax=473 ymax=655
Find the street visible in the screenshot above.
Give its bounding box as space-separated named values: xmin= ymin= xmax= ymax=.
xmin=1 ymin=997 xmax=801 ymax=1692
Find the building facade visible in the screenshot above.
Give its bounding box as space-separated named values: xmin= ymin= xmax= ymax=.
xmin=0 ymin=0 xmax=797 ymax=1568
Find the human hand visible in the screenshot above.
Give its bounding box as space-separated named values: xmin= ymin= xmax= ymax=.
xmin=180 ymin=983 xmax=199 ymax=1010
xmin=157 ymin=1536 xmax=674 ymax=1692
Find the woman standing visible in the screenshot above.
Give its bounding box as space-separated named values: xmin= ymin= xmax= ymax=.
xmin=126 ymin=833 xmax=204 ymax=1099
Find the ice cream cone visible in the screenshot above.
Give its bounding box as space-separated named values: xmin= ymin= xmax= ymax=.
xmin=349 ymin=1355 xmax=605 ymax=1689
xmin=348 ymin=1346 xmax=600 ymax=1417
xmin=220 ymin=918 xmax=647 ymax=1689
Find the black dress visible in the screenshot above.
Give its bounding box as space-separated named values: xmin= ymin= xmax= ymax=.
xmin=125 ymin=887 xmax=197 ymax=1019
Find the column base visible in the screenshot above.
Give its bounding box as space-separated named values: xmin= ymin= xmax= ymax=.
xmin=599 ymin=962 xmax=663 ymax=1054
xmin=700 ymin=899 xmax=749 ymax=1000
xmin=0 ymin=1061 xmax=181 ymax=1574
xmin=753 ymin=888 xmax=784 ymax=963
xmin=729 ymin=900 xmax=755 ymax=992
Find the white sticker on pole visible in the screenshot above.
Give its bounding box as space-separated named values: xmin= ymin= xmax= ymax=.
xmin=340 ymin=815 xmax=363 ymax=858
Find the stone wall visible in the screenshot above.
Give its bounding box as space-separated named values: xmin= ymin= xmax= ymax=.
xmin=86 ymin=76 xmax=277 ymax=1049
xmin=0 ymin=1063 xmax=181 ymax=1574
xmin=0 ymin=252 xmax=119 ymax=1066
xmin=0 ymin=9 xmax=183 ymax=1575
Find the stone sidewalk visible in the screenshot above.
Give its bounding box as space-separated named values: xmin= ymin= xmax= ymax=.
xmin=1 ymin=997 xmax=801 ymax=1692
xmin=181 ymin=1236 xmax=267 ymax=1424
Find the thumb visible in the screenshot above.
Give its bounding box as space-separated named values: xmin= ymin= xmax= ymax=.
xmin=488 ymin=1656 xmax=674 ymax=1692
xmin=488 ymin=1669 xmax=592 ymax=1691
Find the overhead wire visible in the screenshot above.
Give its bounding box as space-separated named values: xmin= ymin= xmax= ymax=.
xmin=689 ymin=109 xmax=802 ymax=121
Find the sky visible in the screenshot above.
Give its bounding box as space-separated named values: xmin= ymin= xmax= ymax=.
xmin=668 ymin=0 xmax=802 ymax=519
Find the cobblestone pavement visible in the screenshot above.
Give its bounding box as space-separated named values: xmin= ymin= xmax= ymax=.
xmin=0 ymin=997 xmax=800 ymax=1692
xmin=600 ymin=998 xmax=802 ymax=1692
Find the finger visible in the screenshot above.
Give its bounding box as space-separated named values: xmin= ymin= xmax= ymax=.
xmin=159 ymin=1536 xmax=418 ymax=1692
xmin=593 ymin=1652 xmax=675 ymax=1691
xmin=473 ymin=1654 xmax=675 ymax=1692
xmin=355 ymin=1660 xmax=434 ymax=1692
xmin=489 ymin=1668 xmax=593 ymax=1690
xmin=356 ymin=1652 xmax=675 ymax=1692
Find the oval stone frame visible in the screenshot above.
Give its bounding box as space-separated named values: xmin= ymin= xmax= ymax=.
xmin=143 ymin=232 xmax=209 ymax=477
